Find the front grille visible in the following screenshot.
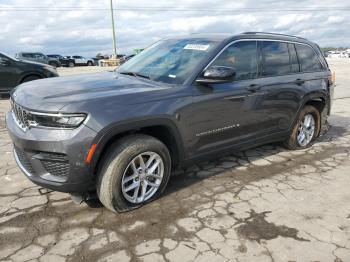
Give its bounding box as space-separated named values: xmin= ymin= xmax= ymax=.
xmin=14 ymin=146 xmax=36 ymax=175
xmin=11 ymin=100 xmax=30 ymax=130
xmin=41 ymin=160 xmax=69 ymax=178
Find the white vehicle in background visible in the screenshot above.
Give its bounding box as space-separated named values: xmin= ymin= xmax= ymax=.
xmin=71 ymin=55 xmax=94 ymax=66
xmin=327 ymin=51 xmax=349 ymax=58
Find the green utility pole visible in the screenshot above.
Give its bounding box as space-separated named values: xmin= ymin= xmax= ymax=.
xmin=110 ymin=0 xmax=117 ymax=58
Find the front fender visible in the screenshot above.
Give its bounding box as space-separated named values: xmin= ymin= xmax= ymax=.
xmin=88 ymin=116 xmax=186 ymax=172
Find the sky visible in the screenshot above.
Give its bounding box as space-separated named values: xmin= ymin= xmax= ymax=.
xmin=0 ymin=0 xmax=349 ymax=58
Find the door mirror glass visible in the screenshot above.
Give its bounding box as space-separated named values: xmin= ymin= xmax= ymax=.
xmin=0 ymin=58 xmax=10 ymax=66
xmin=196 ymin=66 xmax=236 ymax=84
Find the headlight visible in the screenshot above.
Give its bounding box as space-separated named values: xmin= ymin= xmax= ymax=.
xmin=27 ymin=113 xmax=86 ymax=129
xmin=44 ymin=66 xmax=57 ymax=74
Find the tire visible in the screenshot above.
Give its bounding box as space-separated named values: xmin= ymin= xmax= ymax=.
xmin=87 ymin=61 xmax=93 ymax=66
xmin=283 ymin=105 xmax=321 ymax=150
xmin=21 ymin=75 xmax=41 ymax=83
xmin=97 ymin=134 xmax=171 ymax=213
xmin=68 ymin=62 xmax=75 ymax=67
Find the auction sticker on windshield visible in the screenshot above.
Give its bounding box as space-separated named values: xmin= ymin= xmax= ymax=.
xmin=183 ymin=44 xmax=210 ymax=51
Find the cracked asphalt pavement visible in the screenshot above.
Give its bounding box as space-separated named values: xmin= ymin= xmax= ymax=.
xmin=1 ymin=59 xmax=350 ymax=262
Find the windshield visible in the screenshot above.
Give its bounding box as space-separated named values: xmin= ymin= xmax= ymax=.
xmin=117 ymin=39 xmax=219 ymax=84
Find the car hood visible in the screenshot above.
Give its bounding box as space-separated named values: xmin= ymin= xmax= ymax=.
xmin=12 ymin=71 xmax=171 ymax=112
xmin=18 ymin=59 xmax=48 ymax=67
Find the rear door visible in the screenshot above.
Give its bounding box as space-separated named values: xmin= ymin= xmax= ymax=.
xmin=295 ymin=44 xmax=328 ymax=89
xmin=34 ymin=53 xmax=47 ymax=64
xmin=253 ymin=40 xmax=304 ymax=139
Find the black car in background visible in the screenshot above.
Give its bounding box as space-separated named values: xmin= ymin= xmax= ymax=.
xmin=47 ymin=55 xmax=76 ymax=67
xmin=0 ymin=52 xmax=58 ymax=94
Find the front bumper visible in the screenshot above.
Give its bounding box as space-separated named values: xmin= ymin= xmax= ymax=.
xmin=6 ymin=110 xmax=97 ymax=193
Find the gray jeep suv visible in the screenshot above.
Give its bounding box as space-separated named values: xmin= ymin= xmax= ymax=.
xmin=6 ymin=32 xmax=333 ymax=213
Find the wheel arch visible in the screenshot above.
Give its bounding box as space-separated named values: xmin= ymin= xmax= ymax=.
xmin=90 ymin=118 xmax=186 ymax=175
xmin=290 ymin=92 xmax=330 ymax=133
xmin=18 ymin=73 xmax=44 ymax=84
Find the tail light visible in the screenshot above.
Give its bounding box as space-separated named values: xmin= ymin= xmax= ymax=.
xmin=328 ymin=71 xmax=335 ymax=86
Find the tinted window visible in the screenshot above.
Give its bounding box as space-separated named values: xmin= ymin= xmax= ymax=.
xmin=259 ymin=41 xmax=291 ymax=76
xmin=22 ymin=53 xmax=33 ymax=58
xmin=295 ymin=44 xmax=322 ymax=72
xmin=288 ymin=43 xmax=299 ymax=73
xmin=210 ymin=41 xmax=257 ymax=81
xmin=34 ymin=53 xmax=44 ymax=58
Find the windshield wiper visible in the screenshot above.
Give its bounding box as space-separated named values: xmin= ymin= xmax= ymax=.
xmin=119 ymin=71 xmax=150 ymax=80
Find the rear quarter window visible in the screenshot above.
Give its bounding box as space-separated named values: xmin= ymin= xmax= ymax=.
xmin=295 ymin=44 xmax=323 ymax=72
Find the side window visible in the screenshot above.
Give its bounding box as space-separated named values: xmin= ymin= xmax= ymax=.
xmin=288 ymin=43 xmax=299 ymax=73
xmin=210 ymin=41 xmax=257 ymax=81
xmin=22 ymin=53 xmax=32 ymax=58
xmin=259 ymin=41 xmax=290 ymax=76
xmin=295 ymin=44 xmax=323 ymax=72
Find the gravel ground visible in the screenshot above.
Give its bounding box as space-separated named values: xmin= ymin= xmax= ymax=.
xmin=1 ymin=59 xmax=350 ymax=262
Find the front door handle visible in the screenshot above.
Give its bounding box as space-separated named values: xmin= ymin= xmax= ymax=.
xmin=246 ymin=84 xmax=260 ymax=92
xmin=295 ymin=79 xmax=305 ymax=85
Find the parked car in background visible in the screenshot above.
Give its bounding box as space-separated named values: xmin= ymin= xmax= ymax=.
xmin=327 ymin=51 xmax=349 ymax=58
xmin=47 ymin=54 xmax=75 ymax=67
xmin=0 ymin=52 xmax=58 ymax=94
xmin=15 ymin=52 xmax=61 ymax=68
xmin=6 ymin=32 xmax=333 ymax=213
xmin=71 ymin=56 xmax=94 ymax=66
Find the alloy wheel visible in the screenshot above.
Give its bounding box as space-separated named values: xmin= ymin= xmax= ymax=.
xmin=121 ymin=152 xmax=164 ymax=204
xmin=297 ymin=113 xmax=316 ymax=146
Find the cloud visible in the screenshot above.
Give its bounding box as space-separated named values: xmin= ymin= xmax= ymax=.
xmin=0 ymin=0 xmax=349 ymax=57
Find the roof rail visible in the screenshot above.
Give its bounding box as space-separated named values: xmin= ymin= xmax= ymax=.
xmin=242 ymin=32 xmax=306 ymax=40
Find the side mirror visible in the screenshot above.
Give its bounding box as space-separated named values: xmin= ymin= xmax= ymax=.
xmin=0 ymin=59 xmax=10 ymax=66
xmin=196 ymin=66 xmax=236 ymax=84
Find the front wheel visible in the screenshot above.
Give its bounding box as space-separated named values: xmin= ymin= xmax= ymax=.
xmin=87 ymin=61 xmax=93 ymax=66
xmin=97 ymin=135 xmax=171 ymax=213
xmin=283 ymin=105 xmax=321 ymax=150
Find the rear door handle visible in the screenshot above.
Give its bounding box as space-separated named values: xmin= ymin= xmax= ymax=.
xmin=295 ymin=79 xmax=305 ymax=85
xmin=246 ymin=84 xmax=261 ymax=92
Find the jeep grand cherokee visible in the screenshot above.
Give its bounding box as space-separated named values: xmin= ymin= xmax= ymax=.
xmin=6 ymin=32 xmax=333 ymax=213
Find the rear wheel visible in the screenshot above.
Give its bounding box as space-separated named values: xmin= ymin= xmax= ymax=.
xmin=283 ymin=105 xmax=321 ymax=150
xmin=87 ymin=61 xmax=93 ymax=66
xmin=68 ymin=61 xmax=75 ymax=67
xmin=97 ymin=135 xmax=171 ymax=213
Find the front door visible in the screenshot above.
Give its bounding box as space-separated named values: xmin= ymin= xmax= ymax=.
xmin=187 ymin=40 xmax=269 ymax=156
